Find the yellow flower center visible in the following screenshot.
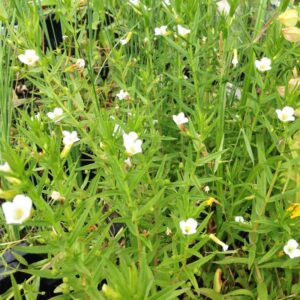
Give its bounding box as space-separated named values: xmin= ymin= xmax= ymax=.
xmin=281 ymin=113 xmax=288 ymax=121
xmin=14 ymin=208 xmax=24 ymax=220
xmin=260 ymin=64 xmax=267 ymax=70
xmin=185 ymin=225 xmax=191 ymax=233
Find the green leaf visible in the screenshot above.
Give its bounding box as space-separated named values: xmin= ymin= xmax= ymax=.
xmin=136 ymin=188 xmax=165 ymax=218
xmin=13 ymin=245 xmax=57 ymax=254
xmin=0 ymin=2 xmax=8 ymax=21
xmin=10 ymin=275 xmax=22 ymax=300
xmin=197 ymin=288 xmax=223 ymax=300
xmin=257 ymin=282 xmax=268 ymax=300
xmin=225 ymin=289 xmax=254 ymax=298
xmin=241 ymin=128 xmax=254 ymax=164
xmin=258 ymin=245 xmax=281 ymax=265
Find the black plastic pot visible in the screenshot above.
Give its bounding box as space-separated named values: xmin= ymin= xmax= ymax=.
xmin=0 ymin=242 xmax=61 ymax=298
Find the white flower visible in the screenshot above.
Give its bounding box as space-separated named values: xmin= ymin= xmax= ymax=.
xmin=124 ymin=157 xmax=132 ymax=168
xmin=177 ymin=25 xmax=190 ymax=37
xmin=283 ymin=239 xmax=300 ymax=259
xmin=75 ymin=58 xmax=85 ymax=69
xmin=179 ymin=218 xmax=198 ymax=235
xmin=120 ymin=32 xmax=132 ymax=45
xmin=47 ymin=107 xmax=63 ymax=121
xmin=154 ymin=26 xmax=168 ymax=36
xmin=31 ymin=112 xmax=40 ymax=120
xmin=203 ymin=185 xmax=210 ymax=193
xmin=50 ymin=191 xmax=61 ymax=201
xmin=172 ymin=112 xmax=188 ymax=126
xmin=217 ymin=0 xmax=230 ymax=15
xmin=209 ymin=234 xmax=229 ymax=251
xmin=62 ymin=130 xmax=80 ymax=146
xmin=222 ymin=244 xmax=229 ymax=251
xmin=129 ymin=0 xmax=140 ymax=6
xmin=270 ymin=0 xmax=280 ymax=7
xmin=162 ymin=0 xmax=171 ymax=6
xmin=18 ymin=49 xmax=39 ymax=66
xmin=2 ymin=195 xmax=32 ymax=224
xmin=0 ymin=162 xmax=11 ymax=173
xmin=123 ymin=132 xmax=143 ymax=156
xmin=234 ymin=216 xmax=245 ymax=223
xmin=255 ymin=57 xmax=272 ymax=72
xmin=116 ymin=89 xmax=129 ymax=100
xmin=276 ymin=106 xmax=295 ymax=122
xmin=166 ymin=227 xmax=172 ymax=235
xmin=232 ymin=48 xmax=238 ymax=67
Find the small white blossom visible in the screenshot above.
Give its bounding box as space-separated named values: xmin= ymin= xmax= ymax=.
xmin=47 ymin=107 xmax=63 ymax=121
xmin=179 ymin=218 xmax=198 ymax=235
xmin=255 ymin=57 xmax=272 ymax=72
xmin=232 ymin=48 xmax=238 ymax=67
xmin=129 ymin=0 xmax=140 ymax=6
xmin=177 ymin=25 xmax=190 ymax=37
xmin=31 ymin=112 xmax=40 ymax=120
xmin=222 ymin=244 xmax=229 ymax=251
xmin=62 ymin=130 xmax=80 ymax=146
xmin=166 ymin=227 xmax=172 ymax=235
xmin=217 ymin=0 xmax=230 ymax=15
xmin=75 ymin=58 xmax=85 ymax=69
xmin=50 ymin=191 xmax=61 ymax=201
xmin=18 ymin=49 xmax=39 ymax=66
xmin=124 ymin=157 xmax=132 ymax=168
xmin=120 ymin=38 xmax=128 ymax=46
xmin=120 ymin=32 xmax=132 ymax=45
xmin=116 ymin=89 xmax=129 ymax=100
xmin=123 ymin=132 xmax=143 ymax=156
xmin=270 ymin=0 xmax=280 ymax=7
xmin=284 ymin=239 xmax=300 ymax=259
xmin=2 ymin=195 xmax=32 ymax=224
xmin=209 ymin=234 xmax=229 ymax=251
xmin=154 ymin=26 xmax=168 ymax=36
xmin=162 ymin=0 xmax=171 ymax=6
xmin=172 ymin=112 xmax=188 ymax=126
xmin=203 ymin=185 xmax=210 ymax=193
xmin=0 ymin=162 xmax=11 ymax=173
xmin=234 ymin=216 xmax=245 ymax=223
xmin=276 ymin=106 xmax=295 ymax=123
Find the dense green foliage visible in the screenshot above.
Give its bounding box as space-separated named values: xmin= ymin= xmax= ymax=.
xmin=1 ymin=0 xmax=300 ymax=299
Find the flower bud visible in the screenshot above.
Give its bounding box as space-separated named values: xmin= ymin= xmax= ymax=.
xmin=102 ymin=284 xmax=120 ymax=299
xmin=289 ymin=77 xmax=300 ymax=90
xmin=277 ymin=86 xmax=285 ymax=97
xmin=278 ymin=9 xmax=299 ymax=27
xmin=213 ymin=268 xmax=222 ymax=293
xmin=282 ymin=27 xmax=300 ymax=42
